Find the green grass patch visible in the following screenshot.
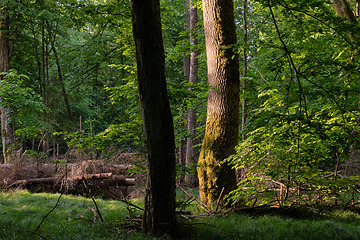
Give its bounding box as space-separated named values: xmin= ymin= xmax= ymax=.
xmin=189 ymin=213 xmax=360 ymax=240
xmin=0 ymin=190 xmax=144 ymax=240
xmin=2 ymin=190 xmax=360 ymax=239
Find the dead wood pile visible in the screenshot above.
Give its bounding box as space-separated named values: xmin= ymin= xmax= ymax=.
xmin=0 ymin=160 xmax=136 ymax=198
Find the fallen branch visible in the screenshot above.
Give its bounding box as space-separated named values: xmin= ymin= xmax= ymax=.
xmin=177 ymin=184 xmax=211 ymax=213
xmin=95 ymin=181 xmax=143 ymax=211
xmin=91 ymin=197 xmax=104 ymax=222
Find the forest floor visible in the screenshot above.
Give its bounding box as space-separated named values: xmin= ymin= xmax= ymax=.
xmin=1 ymin=190 xmax=360 ymax=240
xmin=2 ymin=154 xmax=360 ymax=239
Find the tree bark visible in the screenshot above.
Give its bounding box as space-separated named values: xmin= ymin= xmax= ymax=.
xmin=130 ymin=0 xmax=178 ymax=237
xmin=185 ymin=1 xmax=199 ymax=187
xmin=332 ymin=0 xmax=357 ymax=23
xmin=0 ymin=0 xmax=12 ymax=163
xmin=198 ymin=0 xmax=239 ymax=208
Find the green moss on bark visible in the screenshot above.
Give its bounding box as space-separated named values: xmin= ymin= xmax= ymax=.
xmin=198 ymin=115 xmax=237 ymax=209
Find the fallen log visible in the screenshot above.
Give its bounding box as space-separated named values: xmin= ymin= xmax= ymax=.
xmin=9 ymin=174 xmax=135 ymax=188
xmin=71 ymin=172 xmax=113 ymax=180
xmin=102 ymin=176 xmax=136 ymax=186
xmin=124 ymin=178 xmax=136 ymax=186
xmin=10 ymin=177 xmax=57 ymax=187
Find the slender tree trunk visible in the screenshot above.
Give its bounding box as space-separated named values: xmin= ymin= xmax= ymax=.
xmin=41 ymin=19 xmax=46 ymax=107
xmin=53 ymin=100 xmax=56 ymax=157
xmin=32 ymin=28 xmax=42 ymax=85
xmin=44 ymin=37 xmax=50 ymax=155
xmin=50 ymin=39 xmax=73 ymax=120
xmin=130 ymin=0 xmax=178 ymax=237
xmin=0 ymin=0 xmax=12 ymax=163
xmin=40 ymin=0 xmax=49 ymax=155
xmin=241 ymin=0 xmax=248 ymax=141
xmin=198 ymin=0 xmax=240 ymax=208
xmin=185 ymin=1 xmax=199 ymax=187
xmin=179 ymin=0 xmax=190 ymax=184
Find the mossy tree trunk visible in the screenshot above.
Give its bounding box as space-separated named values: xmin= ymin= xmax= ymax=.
xmin=0 ymin=0 xmax=12 ymax=163
xmin=198 ymin=0 xmax=240 ymax=209
xmin=130 ymin=0 xmax=178 ymax=237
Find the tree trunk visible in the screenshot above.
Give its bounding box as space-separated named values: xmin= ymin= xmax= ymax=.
xmin=50 ymin=38 xmax=73 ymax=120
xmin=198 ymin=0 xmax=239 ymax=209
xmin=332 ymin=0 xmax=357 ymax=23
xmin=0 ymin=0 xmax=12 ymax=163
xmin=241 ymin=0 xmax=248 ymax=142
xmin=179 ymin=0 xmax=190 ymax=184
xmin=130 ymin=0 xmax=178 ymax=237
xmin=185 ymin=1 xmax=199 ymax=187
xmin=39 ymin=0 xmax=49 ymax=156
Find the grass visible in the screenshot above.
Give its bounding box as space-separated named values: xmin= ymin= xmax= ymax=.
xmin=2 ymin=190 xmax=360 ymax=239
xmin=0 ymin=190 xmax=145 ymax=240
xmin=190 ymin=213 xmax=360 ymax=240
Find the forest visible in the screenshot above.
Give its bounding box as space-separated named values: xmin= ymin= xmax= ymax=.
xmin=2 ymin=0 xmax=360 ymax=239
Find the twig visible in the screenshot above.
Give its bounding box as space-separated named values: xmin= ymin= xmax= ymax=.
xmin=215 ymin=187 xmax=225 ymax=212
xmin=28 ymin=231 xmax=46 ymax=240
xmin=91 ymin=197 xmax=104 ymax=222
xmin=28 ymin=193 xmax=63 ymax=240
xmin=177 ymin=184 xmax=211 ymax=213
xmin=88 ymin=207 xmax=98 ymax=223
xmin=248 ymin=64 xmax=270 ymax=85
xmin=93 ymin=180 xmax=143 ymax=211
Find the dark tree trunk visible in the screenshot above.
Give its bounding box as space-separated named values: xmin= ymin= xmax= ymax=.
xmin=0 ymin=0 xmax=12 ymax=163
xmin=185 ymin=1 xmax=199 ymax=187
xmin=50 ymin=39 xmax=73 ymax=121
xmin=198 ymin=0 xmax=240 ymax=209
xmin=130 ymin=0 xmax=178 ymax=237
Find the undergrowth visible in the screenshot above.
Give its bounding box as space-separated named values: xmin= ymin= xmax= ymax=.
xmin=1 ymin=190 xmax=360 ymax=239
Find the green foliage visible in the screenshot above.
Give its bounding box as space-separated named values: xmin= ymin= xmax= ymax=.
xmin=0 ymin=70 xmax=49 ymax=138
xmin=228 ymin=0 xmax=360 ymax=207
xmin=227 ymin=88 xmax=359 ymax=207
xmin=56 ymin=119 xmax=144 ymax=157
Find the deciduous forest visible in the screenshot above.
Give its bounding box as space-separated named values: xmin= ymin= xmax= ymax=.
xmin=2 ymin=0 xmax=360 ymax=239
